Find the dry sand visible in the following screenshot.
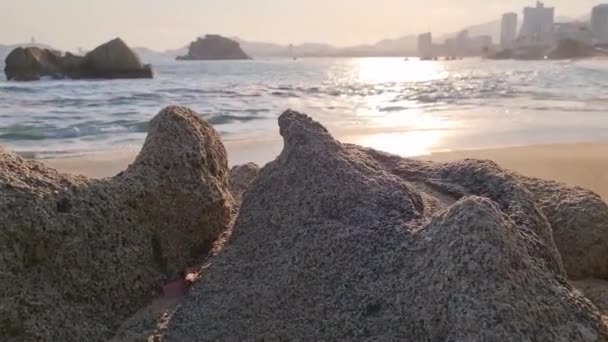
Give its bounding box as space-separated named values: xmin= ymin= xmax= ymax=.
xmin=422 ymin=142 xmax=608 ymax=201
xmin=43 ymin=141 xmax=608 ymax=201
xmin=42 ymin=139 xmax=283 ymax=179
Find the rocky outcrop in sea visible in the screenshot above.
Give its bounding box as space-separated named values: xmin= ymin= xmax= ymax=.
xmin=161 ymin=110 xmax=608 ymax=341
xmin=4 ymin=38 xmax=153 ymax=81
xmin=177 ymin=35 xmax=251 ymax=60
xmin=0 ymin=106 xmax=233 ymax=341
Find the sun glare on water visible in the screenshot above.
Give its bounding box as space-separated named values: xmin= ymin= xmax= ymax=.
xmin=354 ymin=109 xmax=453 ymax=157
xmin=345 ymin=59 xmax=453 ymax=157
xmin=355 ymin=58 xmax=448 ymax=83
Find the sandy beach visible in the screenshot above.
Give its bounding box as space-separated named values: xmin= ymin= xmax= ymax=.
xmin=43 ymin=141 xmax=608 ymax=201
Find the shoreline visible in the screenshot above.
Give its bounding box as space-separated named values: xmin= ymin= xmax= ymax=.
xmin=40 ymin=140 xmax=608 ymax=200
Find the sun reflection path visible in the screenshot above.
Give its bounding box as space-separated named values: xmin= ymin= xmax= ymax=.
xmin=352 ymin=109 xmax=454 ymax=157
xmin=355 ymin=58 xmax=448 ymax=84
xmin=347 ymin=59 xmax=452 ymax=156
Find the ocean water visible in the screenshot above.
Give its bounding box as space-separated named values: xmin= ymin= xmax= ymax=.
xmin=1 ymin=58 xmax=608 ymax=160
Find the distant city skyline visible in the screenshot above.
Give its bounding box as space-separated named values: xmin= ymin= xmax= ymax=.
xmin=0 ymin=0 xmax=605 ymax=51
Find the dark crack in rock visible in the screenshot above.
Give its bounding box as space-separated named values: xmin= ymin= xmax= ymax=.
xmin=229 ymin=163 xmax=260 ymax=206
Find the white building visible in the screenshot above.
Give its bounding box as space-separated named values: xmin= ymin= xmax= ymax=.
xmin=501 ymin=13 xmax=518 ymax=49
xmin=554 ymin=22 xmax=593 ymax=45
xmin=519 ymin=2 xmax=555 ymax=47
xmin=417 ymin=32 xmax=433 ymax=57
xmin=591 ymin=4 xmax=608 ymax=44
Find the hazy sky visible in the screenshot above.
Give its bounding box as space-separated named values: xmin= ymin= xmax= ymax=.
xmin=0 ymin=0 xmax=603 ymax=51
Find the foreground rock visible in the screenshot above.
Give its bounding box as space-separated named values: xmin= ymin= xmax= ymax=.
xmin=177 ymin=35 xmax=251 ymax=60
xmin=0 ymin=106 xmax=233 ymax=341
xmin=162 ymin=110 xmax=608 ymax=341
xmin=4 ymin=38 xmax=152 ymax=81
xmin=520 ymin=177 xmax=608 ymax=280
xmin=573 ymin=279 xmax=608 ymax=327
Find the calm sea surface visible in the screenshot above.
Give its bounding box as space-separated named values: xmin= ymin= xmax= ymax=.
xmin=1 ymin=58 xmax=608 ymax=160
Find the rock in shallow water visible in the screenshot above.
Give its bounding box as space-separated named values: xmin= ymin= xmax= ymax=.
xmin=4 ymin=38 xmax=153 ymax=81
xmin=0 ymin=106 xmax=233 ymax=342
xmin=162 ymin=110 xmax=608 ymax=341
xmin=3 ymin=47 xmax=64 ymax=80
xmin=176 ymin=35 xmax=251 ymax=61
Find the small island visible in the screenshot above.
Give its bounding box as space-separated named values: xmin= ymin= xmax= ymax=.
xmin=177 ymin=35 xmax=251 ymax=61
xmin=4 ymin=38 xmax=152 ymax=81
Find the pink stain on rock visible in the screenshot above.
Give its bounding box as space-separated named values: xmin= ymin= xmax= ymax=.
xmin=161 ymin=270 xmax=199 ymax=298
xmin=162 ymin=279 xmax=187 ymax=298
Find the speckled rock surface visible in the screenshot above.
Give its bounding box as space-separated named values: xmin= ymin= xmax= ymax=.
xmin=229 ymin=162 xmax=260 ymax=205
xmin=360 ymin=147 xmax=608 ymax=282
xmin=573 ymin=279 xmax=608 ymax=326
xmin=520 ymin=178 xmax=608 ymax=280
xmin=162 ymin=110 xmax=608 ymax=341
xmin=0 ymin=106 xmax=233 ymax=342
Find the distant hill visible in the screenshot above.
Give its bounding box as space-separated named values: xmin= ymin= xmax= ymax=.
xmin=441 ymin=19 xmax=503 ymax=42
xmin=341 ymin=35 xmax=418 ymax=56
xmin=133 ymin=47 xmax=173 ymax=64
xmin=159 ymin=34 xmax=419 ymax=58
xmin=164 ymin=46 xmax=188 ymax=58
xmin=233 ymin=39 xmax=339 ymax=57
xmin=234 ymin=39 xmax=287 ymax=57
xmin=234 ymin=37 xmax=418 ymax=57
xmin=10 ymin=13 xmax=585 ymax=64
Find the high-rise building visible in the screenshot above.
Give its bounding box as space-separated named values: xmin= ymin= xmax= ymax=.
xmin=417 ymin=32 xmax=433 ymax=57
xmin=591 ymin=4 xmax=608 ymax=44
xmin=519 ymin=1 xmax=555 ymax=47
xmin=501 ymin=13 xmax=518 ymax=49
